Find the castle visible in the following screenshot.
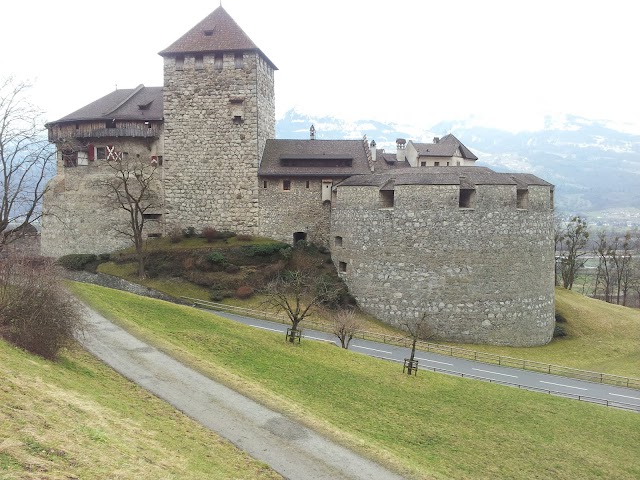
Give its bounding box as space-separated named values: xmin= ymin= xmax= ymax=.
xmin=42 ymin=6 xmax=555 ymax=346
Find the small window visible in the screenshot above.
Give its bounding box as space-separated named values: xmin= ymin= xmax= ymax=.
xmin=204 ymin=29 xmax=214 ymax=36
xmin=143 ymin=213 xmax=162 ymax=220
xmin=283 ymin=179 xmax=291 ymax=191
xmin=62 ymin=151 xmax=77 ymax=167
xmin=380 ymin=190 xmax=394 ymax=208
xmin=75 ymin=123 xmax=79 ymax=130
xmin=459 ymin=188 xmax=476 ymax=208
xmin=446 ymin=162 xmax=450 ymax=166
xmin=516 ymin=189 xmax=529 ymax=209
xmin=420 ymin=161 xmax=426 ymax=167
xmin=456 ymin=161 xmax=461 ymax=166
xmin=106 ymin=119 xmax=116 ymax=128
xmin=306 ymin=180 xmax=310 ymax=189
xmin=195 ymin=55 xmax=204 ymax=70
xmin=235 ymin=52 xmax=244 ymax=68
xmin=263 ymin=180 xmax=268 ymax=189
xmin=335 ymin=236 xmax=343 ymax=247
xmin=434 ymin=161 xmax=440 ymax=166
xmin=338 ymin=261 xmax=347 ymax=273
xmin=550 ymin=189 xmax=554 ymax=209
xmin=96 ymin=147 xmax=106 ymax=160
xmin=214 ymin=54 xmax=223 ymax=71
xmin=175 ymin=56 xmax=184 ymax=71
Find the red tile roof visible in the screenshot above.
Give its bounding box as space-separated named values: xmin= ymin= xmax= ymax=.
xmin=159 ymin=6 xmax=277 ymax=69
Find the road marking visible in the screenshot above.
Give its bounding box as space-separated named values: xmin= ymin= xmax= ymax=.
xmin=304 ymin=335 xmax=335 ymax=343
xmin=609 ymin=393 xmax=640 ymax=401
xmin=249 ymin=325 xmax=282 ymax=333
xmin=539 ymin=381 xmax=587 ymax=391
xmin=352 ymin=345 xmax=392 ymax=355
xmin=415 ymin=357 xmax=453 ymax=366
xmin=472 ymin=368 xmax=518 ymax=378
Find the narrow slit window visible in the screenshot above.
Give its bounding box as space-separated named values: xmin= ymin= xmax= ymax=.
xmin=335 ymin=236 xmax=343 ymax=247
xmin=214 ymin=54 xmax=223 ymax=71
xmin=306 ymin=180 xmax=310 ymax=189
xmin=234 ymin=52 xmax=244 ymax=68
xmin=516 ymin=189 xmax=529 ymax=209
xmin=338 ymin=261 xmax=347 ymax=273
xmin=263 ymin=180 xmax=268 ymax=189
xmin=459 ymin=188 xmax=476 ymax=208
xmin=380 ymin=190 xmax=394 ymax=208
xmin=283 ymin=179 xmax=291 ymax=191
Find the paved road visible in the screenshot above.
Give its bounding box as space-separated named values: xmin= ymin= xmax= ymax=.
xmin=212 ymin=310 xmax=640 ymax=412
xmin=79 ymin=307 xmax=406 ymax=480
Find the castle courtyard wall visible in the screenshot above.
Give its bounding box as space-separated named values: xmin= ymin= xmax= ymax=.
xmin=331 ymin=183 xmax=555 ymax=346
xmin=259 ymin=177 xmax=333 ymax=246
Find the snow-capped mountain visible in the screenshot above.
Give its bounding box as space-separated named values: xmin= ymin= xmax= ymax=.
xmin=276 ymin=110 xmax=640 ymax=224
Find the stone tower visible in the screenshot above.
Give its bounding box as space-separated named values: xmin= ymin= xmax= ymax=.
xmin=159 ymin=6 xmax=276 ymax=233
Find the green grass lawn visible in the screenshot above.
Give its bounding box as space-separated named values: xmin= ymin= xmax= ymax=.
xmin=0 ymin=340 xmax=280 ymax=479
xmin=70 ymin=282 xmax=640 ymax=480
xmin=440 ymin=287 xmax=640 ymax=378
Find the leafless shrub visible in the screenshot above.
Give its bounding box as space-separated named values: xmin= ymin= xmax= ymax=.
xmin=332 ymin=309 xmax=361 ymax=349
xmin=0 ymin=257 xmax=85 ymax=359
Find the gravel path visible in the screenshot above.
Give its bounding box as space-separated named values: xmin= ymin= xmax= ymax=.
xmin=80 ymin=307 xmax=406 ymax=480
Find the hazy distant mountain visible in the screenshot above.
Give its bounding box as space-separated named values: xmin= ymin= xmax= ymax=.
xmin=276 ymin=110 xmax=640 ymax=223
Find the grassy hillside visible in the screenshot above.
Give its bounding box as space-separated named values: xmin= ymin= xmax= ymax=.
xmin=70 ymin=282 xmax=640 ymax=480
xmin=0 ymin=340 xmax=280 ymax=479
xmin=443 ymin=288 xmax=640 ymax=377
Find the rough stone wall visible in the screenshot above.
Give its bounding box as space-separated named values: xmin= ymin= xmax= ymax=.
xmin=163 ymin=51 xmax=275 ymax=234
xmin=259 ymin=177 xmax=332 ymax=247
xmin=331 ymin=183 xmax=555 ymax=346
xmin=41 ymin=138 xmax=164 ymax=257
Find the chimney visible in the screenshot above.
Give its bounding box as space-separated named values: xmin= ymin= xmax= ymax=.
xmin=433 ymin=136 xmax=440 ymax=144
xmin=370 ymin=140 xmax=377 ymax=162
xmin=310 ymin=124 xmax=316 ymax=140
xmin=396 ymin=138 xmax=406 ymax=162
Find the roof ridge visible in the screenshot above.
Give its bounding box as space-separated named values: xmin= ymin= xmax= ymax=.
xmin=104 ymin=84 xmax=145 ymax=116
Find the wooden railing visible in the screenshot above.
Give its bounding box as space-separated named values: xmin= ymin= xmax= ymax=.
xmin=182 ymin=297 xmax=640 ymax=391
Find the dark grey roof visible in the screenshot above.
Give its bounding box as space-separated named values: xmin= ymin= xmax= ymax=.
xmin=259 ymin=139 xmax=372 ymax=177
xmin=336 ymin=166 xmax=552 ymax=188
xmin=373 ymin=150 xmax=411 ymax=171
xmin=159 ymin=6 xmax=277 ymax=69
xmin=48 ymin=85 xmax=163 ymax=125
xmin=411 ymin=134 xmax=478 ymax=160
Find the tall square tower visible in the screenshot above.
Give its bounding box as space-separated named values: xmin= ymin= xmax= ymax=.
xmin=159 ymin=7 xmax=276 ymax=233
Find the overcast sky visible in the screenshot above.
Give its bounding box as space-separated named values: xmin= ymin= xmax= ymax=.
xmin=4 ymin=0 xmax=639 ymax=134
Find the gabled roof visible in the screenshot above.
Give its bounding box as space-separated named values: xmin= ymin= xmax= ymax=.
xmin=159 ymin=6 xmax=277 ymax=69
xmin=336 ymin=166 xmax=552 ymax=188
xmin=411 ymin=134 xmax=478 ymax=160
xmin=47 ymin=85 xmax=163 ymax=125
xmin=373 ymin=150 xmax=411 ymax=171
xmin=259 ymin=139 xmax=372 ymax=177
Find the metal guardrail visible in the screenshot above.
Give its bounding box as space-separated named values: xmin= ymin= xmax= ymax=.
xmin=182 ymin=296 xmax=640 ymax=391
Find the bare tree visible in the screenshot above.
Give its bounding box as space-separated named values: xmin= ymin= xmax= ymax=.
xmin=557 ymin=216 xmax=589 ymax=290
xmin=0 ymin=77 xmax=55 ymax=251
xmin=261 ymin=270 xmax=341 ymax=343
xmin=96 ymin=156 xmax=158 ymax=278
xmin=612 ymin=232 xmax=632 ymax=305
xmin=332 ymin=309 xmax=361 ymax=349
xmin=593 ymin=231 xmax=614 ymax=302
xmin=0 ymin=257 xmax=85 ymax=359
xmin=402 ymin=313 xmax=434 ymax=375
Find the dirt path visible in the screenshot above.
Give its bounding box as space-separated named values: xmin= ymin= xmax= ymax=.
xmin=79 ymin=307 xmax=406 ymax=480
